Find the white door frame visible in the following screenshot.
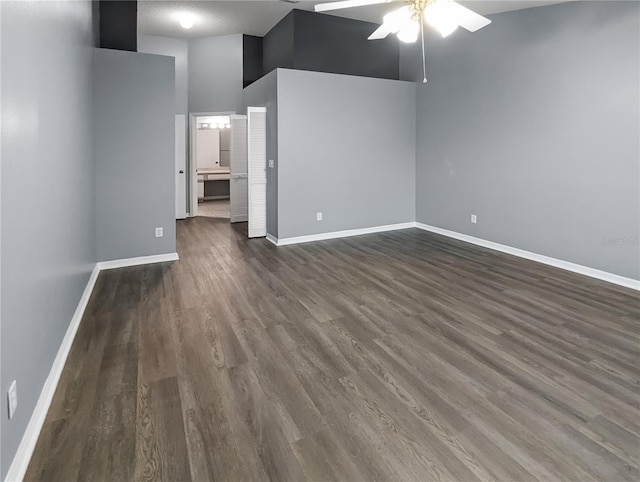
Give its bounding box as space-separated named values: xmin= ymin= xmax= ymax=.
xmin=175 ymin=115 xmax=187 ymax=219
xmin=187 ymin=111 xmax=235 ymax=217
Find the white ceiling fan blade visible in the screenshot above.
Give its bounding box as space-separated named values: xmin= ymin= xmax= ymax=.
xmin=369 ymin=6 xmax=412 ymax=40
xmin=315 ymin=0 xmax=394 ymax=13
xmin=368 ymin=24 xmax=392 ymax=40
xmin=382 ymin=6 xmax=412 ymax=33
xmin=447 ymin=1 xmax=491 ymax=32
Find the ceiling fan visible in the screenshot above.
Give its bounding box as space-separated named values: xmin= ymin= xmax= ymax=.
xmin=314 ymin=0 xmax=492 ymax=82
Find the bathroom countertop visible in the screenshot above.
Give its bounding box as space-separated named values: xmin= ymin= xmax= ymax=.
xmin=197 ymin=167 xmax=231 ymax=182
xmin=197 ymin=167 xmax=230 ymax=175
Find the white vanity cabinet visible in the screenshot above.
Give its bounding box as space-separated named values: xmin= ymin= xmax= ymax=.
xmin=197 ymin=167 xmax=230 ymax=201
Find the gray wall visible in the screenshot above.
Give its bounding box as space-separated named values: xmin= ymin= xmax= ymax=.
xmin=277 ymin=69 xmax=416 ymax=239
xmin=94 ymin=49 xmax=176 ymax=261
xmin=243 ymin=70 xmax=279 ymax=237
xmin=403 ymin=1 xmax=639 ymax=280
xmin=138 ymin=34 xmax=189 ymax=115
xmin=0 ymin=0 xmax=96 ymax=478
xmin=188 ymin=34 xmax=243 ymax=114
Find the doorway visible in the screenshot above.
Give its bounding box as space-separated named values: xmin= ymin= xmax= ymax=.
xmin=181 ymin=109 xmax=266 ymax=238
xmin=189 ymin=113 xmax=233 ymax=219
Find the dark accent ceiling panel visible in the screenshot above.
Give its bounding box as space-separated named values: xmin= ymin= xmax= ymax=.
xmin=263 ymin=12 xmax=295 ymax=75
xmin=243 ymin=35 xmax=264 ymax=88
xmin=257 ymin=9 xmax=399 ymax=84
xmin=292 ymin=10 xmax=399 ymax=81
xmin=99 ymin=0 xmax=137 ymax=52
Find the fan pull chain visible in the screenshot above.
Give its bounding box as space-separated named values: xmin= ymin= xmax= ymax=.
xmin=421 ymin=19 xmax=427 ymax=83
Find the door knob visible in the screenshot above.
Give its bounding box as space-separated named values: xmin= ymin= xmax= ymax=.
xmin=179 ymin=170 xmax=184 ymax=174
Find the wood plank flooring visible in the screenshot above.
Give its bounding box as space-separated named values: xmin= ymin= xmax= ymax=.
xmin=25 ymin=217 xmax=640 ymax=481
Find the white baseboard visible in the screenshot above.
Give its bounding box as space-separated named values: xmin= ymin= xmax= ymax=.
xmin=272 ymin=222 xmax=415 ymax=246
xmin=266 ymin=234 xmax=278 ymax=246
xmin=4 ymin=264 xmax=101 ymax=482
xmin=415 ymin=223 xmax=639 ymax=291
xmin=4 ymin=252 xmax=180 ymax=482
xmin=97 ymin=252 xmax=179 ymax=271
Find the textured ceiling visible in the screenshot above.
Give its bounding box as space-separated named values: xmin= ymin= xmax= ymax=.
xmin=138 ymin=0 xmax=569 ymax=39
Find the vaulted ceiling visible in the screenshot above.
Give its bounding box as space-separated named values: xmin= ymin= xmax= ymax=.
xmin=138 ymin=0 xmax=569 ymax=39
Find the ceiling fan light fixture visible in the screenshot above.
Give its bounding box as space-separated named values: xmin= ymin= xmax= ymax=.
xmin=424 ymin=1 xmax=459 ymax=38
xmin=382 ymin=6 xmax=412 ymax=34
xmin=396 ymin=20 xmax=419 ymax=43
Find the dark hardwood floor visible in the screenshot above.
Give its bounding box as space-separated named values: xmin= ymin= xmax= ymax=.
xmin=25 ymin=217 xmax=640 ymax=481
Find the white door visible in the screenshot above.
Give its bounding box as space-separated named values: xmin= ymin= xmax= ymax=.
xmin=247 ymin=107 xmax=267 ymax=238
xmin=230 ymin=115 xmax=248 ymax=223
xmin=175 ymin=115 xmax=187 ymax=219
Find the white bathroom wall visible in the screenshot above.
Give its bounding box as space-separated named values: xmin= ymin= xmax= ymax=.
xmin=196 ymin=129 xmax=221 ymax=168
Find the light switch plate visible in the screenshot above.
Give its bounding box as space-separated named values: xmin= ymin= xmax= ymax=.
xmin=268 ymin=159 xmax=275 ymax=168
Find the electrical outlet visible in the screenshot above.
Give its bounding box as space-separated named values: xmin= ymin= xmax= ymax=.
xmin=7 ymin=380 xmax=17 ymax=420
xmin=471 ymin=214 xmax=477 ymax=224
xmin=268 ymin=159 xmax=275 ymax=168
xmin=155 ymin=227 xmax=164 ymax=238
xmin=316 ymin=212 xmax=323 ymax=221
